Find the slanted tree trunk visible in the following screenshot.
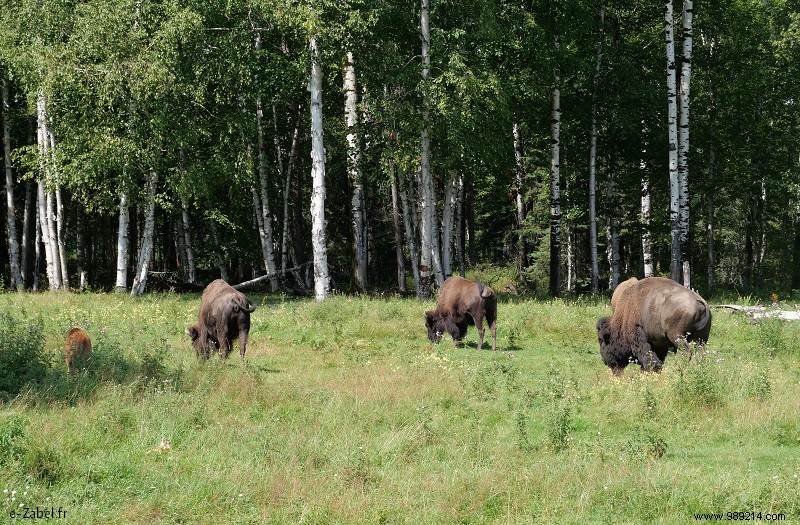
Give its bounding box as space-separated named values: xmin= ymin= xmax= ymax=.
xmin=588 ymin=3 xmax=604 ymax=294
xmin=2 ymin=68 xmax=22 ymax=290
xmin=254 ymin=66 xmax=279 ymax=291
xmin=54 ymin=185 xmax=69 ymax=289
xmin=131 ymin=169 xmax=158 ymax=296
xmin=309 ymin=34 xmax=330 ymax=301
xmin=665 ymin=0 xmax=681 ymax=283
xmin=76 ymin=208 xmax=87 ymax=290
xmin=115 ymin=188 xmax=130 ymax=292
xmin=279 ymin=104 xmax=300 ymax=275
xmin=344 ymin=51 xmax=367 ymax=291
xmin=549 ymin=38 xmax=562 ymax=298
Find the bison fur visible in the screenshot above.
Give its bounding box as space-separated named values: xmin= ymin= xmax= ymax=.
xmin=186 ymin=279 xmax=257 ymax=359
xmin=425 ymin=276 xmax=497 ymax=351
xmin=597 ymin=277 xmax=712 ymax=375
xmin=64 ymin=327 xmax=92 ymax=373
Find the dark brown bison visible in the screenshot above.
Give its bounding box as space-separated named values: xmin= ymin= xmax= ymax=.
xmin=186 ymin=279 xmax=257 ymax=359
xmin=64 ymin=327 xmax=92 ymax=373
xmin=425 ymin=276 xmax=497 ymax=351
xmin=597 ymin=276 xmax=712 ymax=375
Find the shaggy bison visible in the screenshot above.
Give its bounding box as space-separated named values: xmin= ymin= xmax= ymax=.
xmin=186 ymin=279 xmax=257 ymax=359
xmin=597 ymin=277 xmax=712 ymax=375
xmin=64 ymin=327 xmax=92 ymax=373
xmin=425 ymin=276 xmax=497 ymax=351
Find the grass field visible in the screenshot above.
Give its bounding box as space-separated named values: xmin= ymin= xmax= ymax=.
xmin=0 ymin=287 xmax=798 ymax=524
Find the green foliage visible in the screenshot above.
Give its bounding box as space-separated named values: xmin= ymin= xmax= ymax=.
xmin=0 ymin=314 xmax=49 ymax=400
xmin=0 ymin=415 xmax=26 ymax=465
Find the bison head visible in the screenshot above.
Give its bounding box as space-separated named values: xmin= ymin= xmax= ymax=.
xmin=425 ymin=310 xmax=445 ymax=344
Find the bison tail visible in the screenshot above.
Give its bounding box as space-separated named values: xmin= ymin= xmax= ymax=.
xmin=244 ymin=298 xmax=257 ymax=313
xmin=693 ymin=300 xmax=712 ymax=339
xmin=476 ymin=281 xmax=493 ymax=298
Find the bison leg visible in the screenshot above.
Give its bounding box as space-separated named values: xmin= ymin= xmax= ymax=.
xmin=630 ymin=324 xmax=663 ymax=373
xmin=446 ymin=320 xmax=465 ymax=347
xmin=238 ymin=326 xmax=249 ymax=359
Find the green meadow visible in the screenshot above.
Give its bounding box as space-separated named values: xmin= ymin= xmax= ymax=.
xmin=0 ymin=288 xmax=798 ymax=524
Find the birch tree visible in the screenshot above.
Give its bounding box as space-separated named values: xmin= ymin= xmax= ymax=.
xmin=115 ymin=188 xmax=130 ymax=292
xmin=418 ymin=0 xmax=436 ymax=299
xmin=2 ymin=66 xmax=22 ymax=290
xmin=587 ymin=2 xmax=605 ymax=294
xmin=549 ymin=34 xmax=562 ymax=298
xmin=131 ymin=169 xmax=158 ymax=296
xmin=36 ymin=90 xmax=60 ymax=290
xmin=309 ymin=33 xmax=330 ymax=301
xmin=344 ymin=50 xmax=367 ymax=291
xmin=513 ymin=122 xmax=527 ymax=282
xmin=665 ymin=0 xmax=682 ymax=283
xmin=640 ymin=120 xmax=654 ymax=278
xmin=678 ymin=0 xmax=693 ymax=287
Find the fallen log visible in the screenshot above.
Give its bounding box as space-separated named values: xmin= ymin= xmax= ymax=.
xmin=714 ymin=304 xmax=800 ymax=321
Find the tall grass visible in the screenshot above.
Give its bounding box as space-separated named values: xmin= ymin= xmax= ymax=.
xmin=0 ymin=290 xmax=798 ymax=523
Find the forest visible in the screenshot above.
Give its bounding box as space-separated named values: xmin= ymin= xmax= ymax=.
xmin=1 ymin=0 xmax=799 ymax=299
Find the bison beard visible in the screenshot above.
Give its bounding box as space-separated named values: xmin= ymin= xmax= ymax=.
xmin=186 ymin=279 xmax=257 ymax=359
xmin=597 ymin=277 xmax=712 ymax=375
xmin=64 ymin=327 xmax=92 ymax=373
xmin=425 ymin=276 xmax=497 ymax=351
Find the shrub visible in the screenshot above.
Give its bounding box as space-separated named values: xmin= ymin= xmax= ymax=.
xmin=0 ymin=314 xmax=49 ymax=400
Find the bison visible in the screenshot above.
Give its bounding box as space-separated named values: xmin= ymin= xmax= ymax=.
xmin=186 ymin=279 xmax=257 ymax=359
xmin=64 ymin=327 xmax=92 ymax=374
xmin=597 ymin=276 xmax=712 ymax=375
xmin=425 ymin=276 xmax=497 ymax=351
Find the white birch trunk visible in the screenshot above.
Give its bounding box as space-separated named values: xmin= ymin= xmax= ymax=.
xmin=55 ymin=186 xmax=69 ymax=289
xmin=21 ymin=180 xmax=34 ymax=288
xmin=665 ymin=0 xmax=682 ymax=282
xmin=131 ymin=169 xmax=158 ymax=296
xmin=588 ymin=3 xmax=604 ymax=293
xmin=419 ymin=0 xmax=437 ymax=298
xmin=36 ymin=90 xmax=59 ymax=290
xmin=513 ymin=121 xmax=527 ymax=282
xmin=2 ymin=69 xmax=22 ymax=290
xmin=678 ymin=0 xmax=693 ymax=287
xmin=33 ymin=203 xmax=41 ymax=291
xmin=549 ymin=50 xmax=562 ymax=298
xmin=115 ymin=188 xmax=130 ymax=292
xmin=455 ymin=174 xmax=465 ymax=277
xmin=566 ymin=225 xmax=575 ymax=293
xmin=441 ymin=170 xmax=458 ymax=278
xmin=640 ymin=119 xmax=654 ymax=278
xmin=309 ymin=34 xmax=330 ymax=301
xmin=344 ymin=51 xmax=367 ymax=291
xmin=76 ymin=208 xmax=87 ymax=290
xmin=180 ymin=197 xmax=196 ymax=283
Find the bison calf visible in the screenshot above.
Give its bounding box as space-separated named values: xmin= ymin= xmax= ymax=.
xmin=186 ymin=279 xmax=257 ymax=359
xmin=597 ymin=277 xmax=712 ymax=375
xmin=64 ymin=327 xmax=92 ymax=373
xmin=425 ymin=276 xmax=497 ymax=351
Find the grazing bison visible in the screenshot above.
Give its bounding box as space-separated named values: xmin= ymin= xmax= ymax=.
xmin=64 ymin=327 xmax=92 ymax=373
xmin=597 ymin=277 xmax=712 ymax=375
xmin=186 ymin=279 xmax=257 ymax=359
xmin=425 ymin=276 xmax=497 ymax=351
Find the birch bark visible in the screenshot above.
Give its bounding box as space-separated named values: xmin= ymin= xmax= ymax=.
xmin=587 ymin=2 xmax=604 ymax=293
xmin=2 ymin=68 xmax=22 ymax=290
xmin=131 ymin=169 xmax=158 ymax=296
xmin=665 ymin=0 xmax=682 ymax=282
xmin=309 ymin=34 xmax=330 ymax=300
xmin=115 ymin=188 xmax=130 ymax=292
xmin=419 ymin=0 xmax=436 ymax=298
xmin=678 ymin=0 xmax=693 ymax=287
xmin=344 ymin=51 xmax=367 ymax=291
xmin=549 ymin=38 xmax=562 ymax=298
xmin=513 ymin=122 xmax=527 ymax=281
